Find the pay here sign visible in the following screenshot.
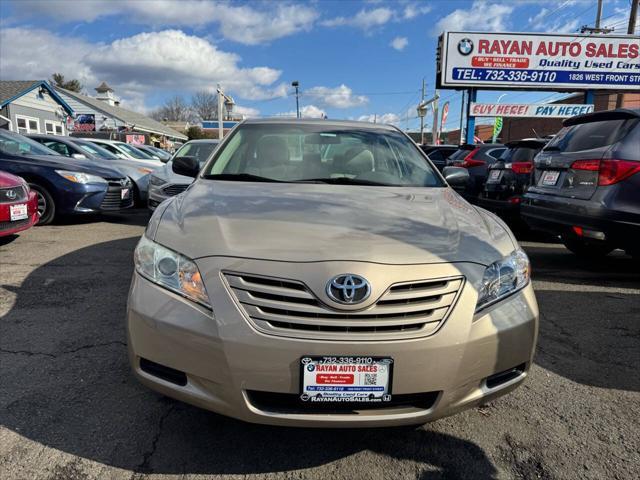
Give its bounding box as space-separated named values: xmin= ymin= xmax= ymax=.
xmin=439 ymin=32 xmax=640 ymax=90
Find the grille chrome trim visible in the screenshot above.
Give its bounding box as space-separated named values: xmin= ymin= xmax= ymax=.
xmin=224 ymin=272 xmax=464 ymax=341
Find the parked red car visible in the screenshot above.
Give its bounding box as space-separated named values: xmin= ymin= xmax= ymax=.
xmin=0 ymin=171 xmax=39 ymax=237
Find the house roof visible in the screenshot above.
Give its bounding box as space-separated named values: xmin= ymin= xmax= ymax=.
xmin=95 ymin=81 xmax=113 ymax=93
xmin=55 ymin=87 xmax=188 ymax=140
xmin=0 ymin=80 xmax=74 ymax=115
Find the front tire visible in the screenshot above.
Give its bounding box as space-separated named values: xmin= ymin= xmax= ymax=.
xmin=561 ymin=235 xmax=614 ymax=258
xmin=29 ymin=183 xmax=55 ymax=225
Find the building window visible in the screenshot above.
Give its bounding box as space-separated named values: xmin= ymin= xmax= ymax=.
xmin=16 ymin=115 xmax=40 ymax=134
xmin=44 ymin=120 xmax=64 ymax=135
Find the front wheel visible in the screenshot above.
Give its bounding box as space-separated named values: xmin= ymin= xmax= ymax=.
xmin=561 ymin=235 xmax=614 ymax=258
xmin=29 ymin=183 xmax=55 ymax=225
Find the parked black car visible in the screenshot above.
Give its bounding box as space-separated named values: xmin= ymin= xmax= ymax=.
xmin=522 ymin=108 xmax=640 ymax=258
xmin=446 ymin=143 xmax=506 ymax=200
xmin=477 ymin=138 xmax=548 ymax=219
xmin=419 ymin=144 xmax=459 ymax=171
xmin=0 ymin=129 xmax=133 ymax=225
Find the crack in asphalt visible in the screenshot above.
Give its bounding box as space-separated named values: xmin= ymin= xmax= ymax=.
xmin=0 ymin=340 xmax=126 ymax=358
xmin=132 ymin=403 xmax=176 ymax=478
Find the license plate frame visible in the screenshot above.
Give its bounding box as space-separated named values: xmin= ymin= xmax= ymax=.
xmin=10 ymin=203 xmax=28 ymax=221
xmin=540 ymin=170 xmax=561 ymax=186
xmin=488 ymin=170 xmax=502 ymax=182
xmin=300 ymin=356 xmax=394 ymax=404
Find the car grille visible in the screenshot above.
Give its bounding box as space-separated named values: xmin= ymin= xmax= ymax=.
xmin=0 ymin=218 xmax=31 ymax=232
xmin=162 ymin=184 xmax=189 ymax=196
xmin=0 ymin=185 xmax=27 ymax=203
xmin=100 ymin=178 xmax=134 ymax=211
xmin=224 ymin=273 xmax=464 ymax=340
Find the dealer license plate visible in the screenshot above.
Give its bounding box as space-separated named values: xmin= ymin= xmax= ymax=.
xmin=10 ymin=203 xmax=28 ymax=221
xmin=300 ymin=356 xmax=393 ymax=403
xmin=488 ymin=170 xmax=502 ymax=182
xmin=121 ymin=188 xmax=130 ymax=200
xmin=540 ymin=170 xmax=561 ymax=186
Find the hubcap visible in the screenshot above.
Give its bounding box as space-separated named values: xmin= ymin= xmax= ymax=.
xmin=36 ymin=191 xmax=47 ymax=217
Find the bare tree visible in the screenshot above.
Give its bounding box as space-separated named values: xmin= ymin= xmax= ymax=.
xmin=150 ymin=96 xmax=191 ymax=122
xmin=50 ymin=73 xmax=83 ymax=92
xmin=191 ymin=90 xmax=218 ymax=121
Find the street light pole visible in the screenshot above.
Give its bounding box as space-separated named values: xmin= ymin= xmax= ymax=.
xmin=292 ymin=81 xmax=300 ymax=119
xmin=419 ymin=78 xmax=425 ymax=144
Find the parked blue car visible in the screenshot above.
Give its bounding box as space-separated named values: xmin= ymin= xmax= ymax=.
xmin=0 ymin=129 xmax=133 ymax=225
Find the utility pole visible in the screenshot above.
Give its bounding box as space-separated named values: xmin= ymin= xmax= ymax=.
xmin=617 ymin=0 xmax=639 ymax=107
xmin=217 ymin=84 xmax=224 ymax=140
xmin=581 ymin=0 xmax=614 ymax=33
xmin=292 ymin=81 xmax=300 ymax=119
xmin=419 ymin=79 xmax=426 ymax=144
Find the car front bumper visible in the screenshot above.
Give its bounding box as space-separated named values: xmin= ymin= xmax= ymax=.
xmin=0 ymin=190 xmax=39 ymax=236
xmin=127 ymin=259 xmax=538 ymax=427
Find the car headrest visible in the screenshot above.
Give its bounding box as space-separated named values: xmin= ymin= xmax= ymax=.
xmin=257 ymin=136 xmax=290 ymax=168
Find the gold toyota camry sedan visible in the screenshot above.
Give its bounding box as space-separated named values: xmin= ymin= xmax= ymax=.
xmin=127 ymin=119 xmax=538 ymax=427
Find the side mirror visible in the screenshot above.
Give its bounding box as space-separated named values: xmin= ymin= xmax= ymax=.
xmin=71 ymin=153 xmax=87 ymax=159
xmin=172 ymin=156 xmax=200 ymax=178
xmin=442 ymin=166 xmax=470 ymax=188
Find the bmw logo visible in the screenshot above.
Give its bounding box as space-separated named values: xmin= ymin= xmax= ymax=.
xmin=306 ymin=364 xmax=316 ymax=372
xmin=458 ymin=38 xmax=474 ymax=56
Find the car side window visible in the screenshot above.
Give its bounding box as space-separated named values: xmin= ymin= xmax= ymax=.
xmin=44 ymin=141 xmax=71 ymax=156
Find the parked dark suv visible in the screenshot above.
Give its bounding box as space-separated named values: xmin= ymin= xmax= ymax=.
xmin=419 ymin=144 xmax=459 ymax=171
xmin=446 ymin=143 xmax=506 ymax=200
xmin=478 ymin=138 xmax=548 ymax=219
xmin=522 ymin=109 xmax=640 ymax=258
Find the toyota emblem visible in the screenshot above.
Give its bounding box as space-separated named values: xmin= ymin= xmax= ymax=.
xmin=326 ymin=274 xmax=371 ymax=305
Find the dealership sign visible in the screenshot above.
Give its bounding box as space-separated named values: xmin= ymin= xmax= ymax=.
xmin=438 ymin=32 xmax=640 ymax=90
xmin=470 ymin=103 xmax=594 ymax=118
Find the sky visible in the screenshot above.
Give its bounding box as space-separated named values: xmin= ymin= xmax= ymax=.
xmin=0 ymin=0 xmax=636 ymax=132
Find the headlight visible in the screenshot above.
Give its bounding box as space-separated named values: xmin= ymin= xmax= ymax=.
xmin=476 ymin=248 xmax=530 ymax=311
xmin=55 ymin=170 xmax=107 ymax=184
xmin=148 ymin=175 xmax=166 ymax=186
xmin=134 ymin=235 xmax=211 ymax=308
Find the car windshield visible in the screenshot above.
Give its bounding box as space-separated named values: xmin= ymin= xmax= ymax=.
xmin=0 ymin=130 xmax=60 ymax=156
xmin=116 ymin=142 xmax=154 ymax=159
xmin=448 ymin=148 xmax=474 ymax=161
xmin=545 ymin=118 xmax=638 ymax=152
xmin=203 ymin=124 xmax=443 ymax=187
xmin=174 ymin=142 xmax=219 ymax=167
xmin=75 ymin=140 xmax=120 ymax=160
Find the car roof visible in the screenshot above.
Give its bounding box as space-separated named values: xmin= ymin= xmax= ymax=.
xmin=563 ymin=108 xmax=640 ymax=127
xmin=184 ymin=139 xmax=220 ymax=144
xmin=242 ymin=118 xmax=399 ymax=131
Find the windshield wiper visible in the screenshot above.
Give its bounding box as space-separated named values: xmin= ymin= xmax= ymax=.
xmin=202 ymin=173 xmax=286 ymax=183
xmin=296 ymin=177 xmax=392 ymax=186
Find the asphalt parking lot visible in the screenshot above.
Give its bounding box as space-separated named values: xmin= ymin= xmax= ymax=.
xmin=1 ymin=210 xmax=638 ymax=480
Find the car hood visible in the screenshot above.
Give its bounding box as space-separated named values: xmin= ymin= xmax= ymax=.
xmin=5 ymin=153 xmax=124 ymax=178
xmin=154 ymin=181 xmax=515 ymax=266
xmin=0 ymin=169 xmax=25 ymax=187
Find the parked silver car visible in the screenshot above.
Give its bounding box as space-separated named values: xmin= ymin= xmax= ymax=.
xmin=128 ymin=119 xmax=538 ymax=427
xmin=147 ymin=139 xmax=219 ymax=210
xmin=28 ymin=135 xmax=160 ymax=203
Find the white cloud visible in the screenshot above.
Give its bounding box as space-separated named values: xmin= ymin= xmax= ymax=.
xmin=390 ymin=36 xmax=409 ymax=51
xmin=402 ymin=3 xmax=432 ymax=20
xmin=304 ymin=85 xmax=368 ymax=109
xmin=357 ymin=113 xmax=400 ymax=125
xmin=0 ymin=27 xmax=286 ymax=112
xmin=7 ymin=0 xmax=318 ymax=45
xmin=434 ymin=1 xmax=514 ymax=35
xmin=234 ymin=105 xmax=260 ymax=118
xmin=322 ymin=7 xmax=394 ymax=30
xmin=277 ymin=105 xmax=326 ymax=119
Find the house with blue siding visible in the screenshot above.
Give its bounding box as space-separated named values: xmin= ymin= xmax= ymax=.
xmin=0 ymin=80 xmax=74 ymax=135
